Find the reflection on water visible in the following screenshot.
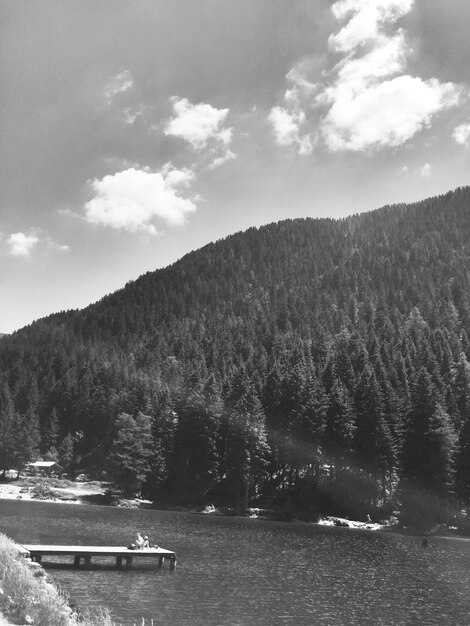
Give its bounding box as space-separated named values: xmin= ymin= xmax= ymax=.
xmin=1 ymin=499 xmax=470 ymax=625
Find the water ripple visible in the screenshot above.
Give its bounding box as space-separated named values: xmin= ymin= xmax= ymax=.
xmin=1 ymin=500 xmax=470 ymax=625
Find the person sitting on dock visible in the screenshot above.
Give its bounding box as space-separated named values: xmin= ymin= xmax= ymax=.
xmin=134 ymin=533 xmax=145 ymax=549
xmin=142 ymin=536 xmax=150 ymax=548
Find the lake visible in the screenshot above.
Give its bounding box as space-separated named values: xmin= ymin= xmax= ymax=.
xmin=1 ymin=499 xmax=469 ymax=625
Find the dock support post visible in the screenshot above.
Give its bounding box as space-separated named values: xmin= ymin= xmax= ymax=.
xmin=116 ymin=556 xmax=122 ymax=569
xmin=170 ymin=556 xmax=177 ymax=570
xmin=74 ymin=555 xmax=81 ymax=568
xmin=125 ymin=556 xmax=133 ymax=569
xmin=84 ymin=556 xmax=91 ymax=566
xmin=158 ymin=556 xmax=163 ymax=568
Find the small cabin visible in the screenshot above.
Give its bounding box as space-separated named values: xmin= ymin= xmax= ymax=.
xmin=25 ymin=461 xmax=64 ymax=477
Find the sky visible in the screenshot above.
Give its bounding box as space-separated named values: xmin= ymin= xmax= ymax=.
xmin=1 ymin=0 xmax=470 ymax=333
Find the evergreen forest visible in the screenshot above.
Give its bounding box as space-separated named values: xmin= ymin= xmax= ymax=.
xmin=2 ymin=186 xmax=470 ymax=527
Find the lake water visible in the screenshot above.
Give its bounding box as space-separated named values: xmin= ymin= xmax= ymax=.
xmin=1 ymin=500 xmax=470 ymax=625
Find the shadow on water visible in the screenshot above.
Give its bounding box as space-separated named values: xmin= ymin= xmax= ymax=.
xmin=2 ymin=499 xmax=470 ymax=625
xmin=39 ymin=560 xmax=176 ymax=573
xmin=79 ymin=493 xmax=111 ymax=505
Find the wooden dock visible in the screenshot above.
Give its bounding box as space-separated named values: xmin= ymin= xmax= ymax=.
xmin=21 ymin=545 xmax=177 ymax=569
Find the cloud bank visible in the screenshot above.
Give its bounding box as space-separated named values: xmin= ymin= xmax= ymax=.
xmin=83 ymin=167 xmax=197 ymax=235
xmin=269 ymin=0 xmax=459 ymax=153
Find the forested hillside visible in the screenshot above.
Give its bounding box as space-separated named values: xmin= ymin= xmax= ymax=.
xmin=2 ymin=186 xmax=470 ymax=524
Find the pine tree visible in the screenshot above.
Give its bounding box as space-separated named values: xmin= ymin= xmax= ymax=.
xmin=451 ymin=352 xmax=470 ymax=430
xmin=0 ymin=384 xmax=16 ymax=475
xmin=57 ymin=433 xmax=75 ymax=470
xmin=400 ymin=369 xmax=456 ymax=527
xmin=167 ymin=391 xmax=221 ymax=502
xmin=324 ymin=380 xmax=355 ymax=479
xmin=225 ymin=383 xmax=270 ymax=513
xmin=263 ymin=361 xmax=286 ymax=486
xmin=145 ymin=385 xmax=178 ymax=498
xmin=42 ymin=408 xmax=59 ymax=454
xmin=107 ymin=412 xmax=153 ymax=497
xmin=354 ymin=366 xmax=396 ymax=504
xmin=11 ymin=409 xmax=40 ymax=475
xmin=453 ymin=357 xmax=470 ymax=507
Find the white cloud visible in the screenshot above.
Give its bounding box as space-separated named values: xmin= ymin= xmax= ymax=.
xmin=453 ymin=122 xmax=470 ymax=146
xmin=7 ymin=232 xmax=39 ymax=257
xmin=268 ymin=106 xmax=313 ymax=154
xmin=83 ymin=167 xmax=197 ymax=234
xmin=330 ymin=0 xmax=413 ymax=53
xmin=165 ymin=98 xmax=228 ymax=149
xmin=48 ymin=240 xmax=70 ymax=252
xmin=330 ymin=32 xmax=407 ymax=96
xmin=270 ymin=0 xmax=460 ymax=153
xmin=208 ymin=149 xmax=236 ymax=170
xmin=123 ymin=105 xmax=144 ymax=125
xmin=165 ymin=97 xmax=235 ymax=168
xmin=5 ymin=232 xmax=69 ymax=256
xmin=268 ymin=58 xmax=320 ymax=153
xmin=323 ymin=76 xmax=457 ymax=152
xmin=104 ymin=70 xmax=134 ymax=104
xmin=268 ymin=106 xmax=301 ymax=146
xmin=420 ymin=163 xmax=431 ymax=177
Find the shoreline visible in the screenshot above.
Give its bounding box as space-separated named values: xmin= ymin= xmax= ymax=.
xmin=0 ymin=479 xmax=384 ymax=533
xmin=2 ymin=478 xmax=466 ymax=540
xmin=0 ymin=479 xmax=375 ymax=518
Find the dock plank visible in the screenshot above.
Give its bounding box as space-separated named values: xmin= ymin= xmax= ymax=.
xmin=22 ymin=545 xmax=174 ymax=556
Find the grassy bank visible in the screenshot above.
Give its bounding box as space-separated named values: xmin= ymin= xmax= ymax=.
xmin=0 ymin=533 xmax=113 ymax=626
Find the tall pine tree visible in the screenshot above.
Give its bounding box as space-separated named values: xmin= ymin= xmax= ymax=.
xmin=400 ymin=369 xmax=456 ymax=527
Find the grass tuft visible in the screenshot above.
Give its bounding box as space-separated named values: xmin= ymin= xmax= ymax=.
xmin=0 ymin=533 xmax=115 ymax=625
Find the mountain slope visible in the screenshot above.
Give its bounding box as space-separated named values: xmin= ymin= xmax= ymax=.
xmin=1 ymin=186 xmax=470 ymax=519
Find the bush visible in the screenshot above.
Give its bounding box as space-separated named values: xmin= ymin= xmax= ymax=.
xmin=0 ymin=533 xmax=72 ymax=625
xmin=0 ymin=532 xmax=116 ymax=625
xmin=31 ymin=484 xmax=57 ymax=500
xmin=21 ymin=477 xmax=76 ymax=489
